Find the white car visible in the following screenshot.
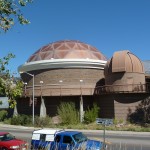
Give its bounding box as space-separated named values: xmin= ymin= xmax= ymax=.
xmin=31 ymin=129 xmax=64 ymax=149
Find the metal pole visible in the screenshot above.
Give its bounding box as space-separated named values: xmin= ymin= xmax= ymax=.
xmin=103 ymin=122 xmax=106 ymax=150
xmin=32 ymin=75 xmax=34 ymax=126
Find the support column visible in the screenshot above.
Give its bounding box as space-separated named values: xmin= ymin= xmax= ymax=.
xmin=80 ymin=95 xmax=84 ymax=122
xmin=40 ymin=97 xmax=47 ymax=118
xmin=79 ymin=79 xmax=84 ymax=123
xmin=13 ymin=104 xmax=18 ymax=116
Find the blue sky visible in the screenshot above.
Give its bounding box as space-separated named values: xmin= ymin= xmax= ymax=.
xmin=0 ymin=0 xmax=150 ymax=75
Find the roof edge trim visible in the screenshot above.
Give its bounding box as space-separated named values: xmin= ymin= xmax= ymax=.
xmin=18 ymin=59 xmax=107 ymax=73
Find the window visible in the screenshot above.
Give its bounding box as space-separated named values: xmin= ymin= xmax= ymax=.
xmin=63 ymin=136 xmax=73 ymax=144
xmin=0 ymin=133 xmax=14 ymax=141
xmin=40 ymin=134 xmax=46 ymax=141
xmin=55 ymin=135 xmax=61 ymax=143
xmin=73 ymin=133 xmax=87 ymax=143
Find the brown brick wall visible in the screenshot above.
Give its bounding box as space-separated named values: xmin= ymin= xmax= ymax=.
xmin=21 ymin=68 xmax=104 ymax=96
xmin=17 ymin=95 xmax=97 ymax=117
xmin=105 ymin=72 xmax=145 ymax=92
xmin=96 ymin=95 xmax=115 ymax=118
xmin=17 ymin=93 xmax=149 ymax=121
xmin=96 ymin=93 xmax=149 ymax=121
xmin=113 ymin=93 xmax=149 ymax=121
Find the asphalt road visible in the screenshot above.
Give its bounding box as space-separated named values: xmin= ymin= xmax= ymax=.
xmin=0 ymin=125 xmax=150 ymax=150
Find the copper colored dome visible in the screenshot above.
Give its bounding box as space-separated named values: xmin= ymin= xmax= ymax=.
xmin=27 ymin=40 xmax=107 ymax=62
xmin=104 ymin=50 xmax=144 ymax=76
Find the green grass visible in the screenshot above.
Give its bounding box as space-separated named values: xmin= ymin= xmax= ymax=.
xmin=42 ymin=122 xmax=150 ymax=132
xmin=2 ymin=118 xmax=150 ymax=132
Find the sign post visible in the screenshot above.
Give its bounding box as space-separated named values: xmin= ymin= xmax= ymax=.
xmin=96 ymin=118 xmax=113 ymax=150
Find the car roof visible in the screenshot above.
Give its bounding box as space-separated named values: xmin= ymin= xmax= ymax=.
xmin=57 ymin=131 xmax=81 ymax=136
xmin=33 ymin=129 xmax=64 ymax=134
xmin=0 ymin=132 xmax=9 ymax=136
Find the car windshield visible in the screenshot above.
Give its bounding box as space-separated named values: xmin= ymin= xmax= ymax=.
xmin=0 ymin=133 xmax=15 ymax=141
xmin=73 ymin=133 xmax=88 ymax=143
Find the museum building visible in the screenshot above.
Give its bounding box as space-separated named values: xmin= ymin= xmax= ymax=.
xmin=18 ymin=40 xmax=150 ymax=122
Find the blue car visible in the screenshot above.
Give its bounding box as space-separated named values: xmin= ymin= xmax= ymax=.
xmin=31 ymin=129 xmax=106 ymax=150
xmin=52 ymin=131 xmax=106 ymax=150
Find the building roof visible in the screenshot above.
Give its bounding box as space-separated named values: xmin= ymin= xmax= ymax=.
xmin=18 ymin=40 xmax=107 ymax=72
xmin=27 ymin=40 xmax=107 ymax=62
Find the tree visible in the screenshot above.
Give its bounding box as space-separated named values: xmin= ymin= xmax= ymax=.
xmin=0 ymin=0 xmax=32 ymax=115
xmin=0 ymin=53 xmax=23 ymax=116
xmin=0 ymin=0 xmax=32 ymax=32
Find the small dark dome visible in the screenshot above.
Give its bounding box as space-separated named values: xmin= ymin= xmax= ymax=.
xmin=27 ymin=40 xmax=107 ymax=62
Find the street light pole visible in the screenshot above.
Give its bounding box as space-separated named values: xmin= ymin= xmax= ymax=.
xmin=20 ymin=71 xmax=35 ymax=126
xmin=32 ymin=74 xmax=34 ymax=126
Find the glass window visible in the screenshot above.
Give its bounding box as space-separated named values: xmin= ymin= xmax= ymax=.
xmin=55 ymin=135 xmax=61 ymax=143
xmin=0 ymin=133 xmax=14 ymax=141
xmin=63 ymin=136 xmax=73 ymax=144
xmin=40 ymin=134 xmax=46 ymax=141
xmin=73 ymin=133 xmax=88 ymax=143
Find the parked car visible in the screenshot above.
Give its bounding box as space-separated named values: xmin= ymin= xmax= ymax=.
xmin=31 ymin=129 xmax=106 ymax=150
xmin=0 ymin=132 xmax=28 ymax=150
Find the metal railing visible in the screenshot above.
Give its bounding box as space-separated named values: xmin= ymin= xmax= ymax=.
xmin=23 ymin=83 xmax=150 ymax=96
xmin=94 ymin=83 xmax=150 ymax=95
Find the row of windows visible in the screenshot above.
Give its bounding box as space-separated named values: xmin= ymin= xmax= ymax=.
xmin=39 ymin=134 xmax=73 ymax=144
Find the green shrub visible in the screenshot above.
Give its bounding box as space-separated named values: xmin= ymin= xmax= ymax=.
xmin=113 ymin=118 xmax=124 ymax=125
xmin=0 ymin=110 xmax=8 ymax=121
xmin=3 ymin=118 xmax=11 ymax=124
xmin=11 ymin=115 xmax=21 ymax=125
xmin=20 ymin=114 xmax=32 ymax=125
xmin=84 ymin=103 xmax=100 ymax=124
xmin=57 ymin=102 xmax=80 ymax=125
xmin=34 ymin=116 xmax=52 ymax=127
xmin=10 ymin=115 xmax=32 ymax=125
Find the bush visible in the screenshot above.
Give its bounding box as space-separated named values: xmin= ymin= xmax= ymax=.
xmin=84 ymin=103 xmax=100 ymax=124
xmin=0 ymin=110 xmax=8 ymax=121
xmin=113 ymin=118 xmax=124 ymax=125
xmin=10 ymin=115 xmax=21 ymax=125
xmin=34 ymin=116 xmax=52 ymax=127
xmin=57 ymin=102 xmax=80 ymax=125
xmin=10 ymin=114 xmax=32 ymax=125
xmin=20 ymin=114 xmax=32 ymax=125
